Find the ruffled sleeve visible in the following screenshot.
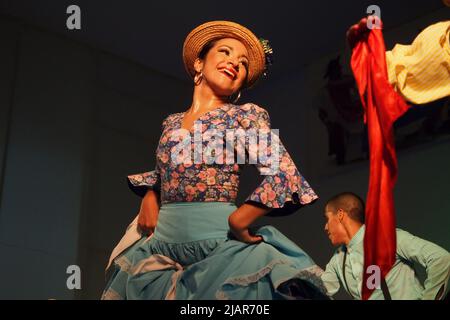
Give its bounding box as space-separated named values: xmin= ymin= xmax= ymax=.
xmin=237 ymin=103 xmax=318 ymax=216
xmin=126 ymin=115 xmax=172 ymax=198
xmin=127 ymin=170 xmax=160 ymax=198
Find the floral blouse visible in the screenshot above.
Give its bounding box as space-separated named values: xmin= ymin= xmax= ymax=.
xmin=127 ymin=103 xmax=318 ymax=216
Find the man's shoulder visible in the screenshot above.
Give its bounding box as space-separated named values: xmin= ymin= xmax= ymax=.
xmin=395 ymin=228 xmax=415 ymax=241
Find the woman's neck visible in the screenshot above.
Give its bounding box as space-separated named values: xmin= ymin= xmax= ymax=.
xmin=189 ymin=83 xmax=228 ymax=114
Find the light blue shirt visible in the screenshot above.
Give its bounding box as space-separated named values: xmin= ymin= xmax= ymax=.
xmin=321 ymin=225 xmax=450 ymax=299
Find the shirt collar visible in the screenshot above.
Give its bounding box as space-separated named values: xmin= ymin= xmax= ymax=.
xmin=348 ymin=225 xmax=365 ymax=249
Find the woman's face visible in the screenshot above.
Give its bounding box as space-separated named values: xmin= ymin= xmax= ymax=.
xmin=196 ymin=38 xmax=249 ymax=96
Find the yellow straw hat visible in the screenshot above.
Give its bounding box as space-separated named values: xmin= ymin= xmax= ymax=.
xmin=183 ymin=21 xmax=270 ymax=88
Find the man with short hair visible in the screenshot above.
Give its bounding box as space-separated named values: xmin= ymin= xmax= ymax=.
xmin=321 ymin=192 xmax=450 ymax=300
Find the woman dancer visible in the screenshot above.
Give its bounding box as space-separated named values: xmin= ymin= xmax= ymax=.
xmin=102 ymin=21 xmax=327 ymax=300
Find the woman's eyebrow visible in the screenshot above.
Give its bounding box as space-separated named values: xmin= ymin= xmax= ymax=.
xmin=219 ymin=45 xmax=249 ymax=60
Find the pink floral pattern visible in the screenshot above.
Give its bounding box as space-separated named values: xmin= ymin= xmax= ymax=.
xmin=127 ymin=103 xmax=318 ymax=216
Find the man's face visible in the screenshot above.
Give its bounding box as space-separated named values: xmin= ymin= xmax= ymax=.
xmin=324 ymin=205 xmax=348 ymax=246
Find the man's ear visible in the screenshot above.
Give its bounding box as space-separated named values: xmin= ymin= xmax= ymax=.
xmin=337 ymin=209 xmax=345 ymax=222
xmin=194 ymin=58 xmax=203 ymax=74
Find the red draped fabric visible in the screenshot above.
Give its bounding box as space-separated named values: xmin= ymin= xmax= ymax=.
xmin=350 ymin=24 xmax=409 ymax=300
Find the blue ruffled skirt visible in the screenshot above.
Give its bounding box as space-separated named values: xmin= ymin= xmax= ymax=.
xmin=102 ymin=202 xmax=328 ymax=300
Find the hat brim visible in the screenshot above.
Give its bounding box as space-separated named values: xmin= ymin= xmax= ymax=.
xmin=183 ymin=21 xmax=266 ymax=89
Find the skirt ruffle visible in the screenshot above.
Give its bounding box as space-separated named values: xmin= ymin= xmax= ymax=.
xmin=102 ymin=225 xmax=328 ymax=300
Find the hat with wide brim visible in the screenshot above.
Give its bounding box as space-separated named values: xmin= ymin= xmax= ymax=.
xmin=183 ymin=21 xmax=266 ymax=89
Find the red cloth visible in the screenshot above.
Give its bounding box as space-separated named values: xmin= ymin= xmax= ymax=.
xmin=350 ymin=25 xmax=409 ymax=299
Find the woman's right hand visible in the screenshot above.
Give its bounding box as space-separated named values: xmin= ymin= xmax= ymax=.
xmin=137 ymin=189 xmax=160 ymax=235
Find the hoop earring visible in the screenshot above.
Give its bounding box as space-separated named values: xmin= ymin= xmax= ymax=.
xmin=194 ymin=72 xmax=203 ymax=85
xmin=230 ymin=91 xmax=241 ymax=104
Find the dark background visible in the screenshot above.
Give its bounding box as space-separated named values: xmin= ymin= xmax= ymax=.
xmin=0 ymin=0 xmax=448 ymax=299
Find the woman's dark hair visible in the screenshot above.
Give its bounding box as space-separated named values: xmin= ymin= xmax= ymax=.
xmin=198 ymin=39 xmax=219 ymax=60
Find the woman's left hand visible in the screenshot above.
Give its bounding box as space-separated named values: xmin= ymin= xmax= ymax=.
xmin=228 ymin=204 xmax=269 ymax=244
xmin=230 ymin=225 xmax=264 ymax=244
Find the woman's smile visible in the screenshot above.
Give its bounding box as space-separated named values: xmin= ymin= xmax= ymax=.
xmin=219 ymin=66 xmax=238 ymax=80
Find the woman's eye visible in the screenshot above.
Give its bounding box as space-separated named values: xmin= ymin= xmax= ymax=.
xmin=219 ymin=49 xmax=230 ymax=55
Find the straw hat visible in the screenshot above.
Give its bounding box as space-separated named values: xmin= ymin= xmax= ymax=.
xmin=183 ymin=21 xmax=270 ymax=88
